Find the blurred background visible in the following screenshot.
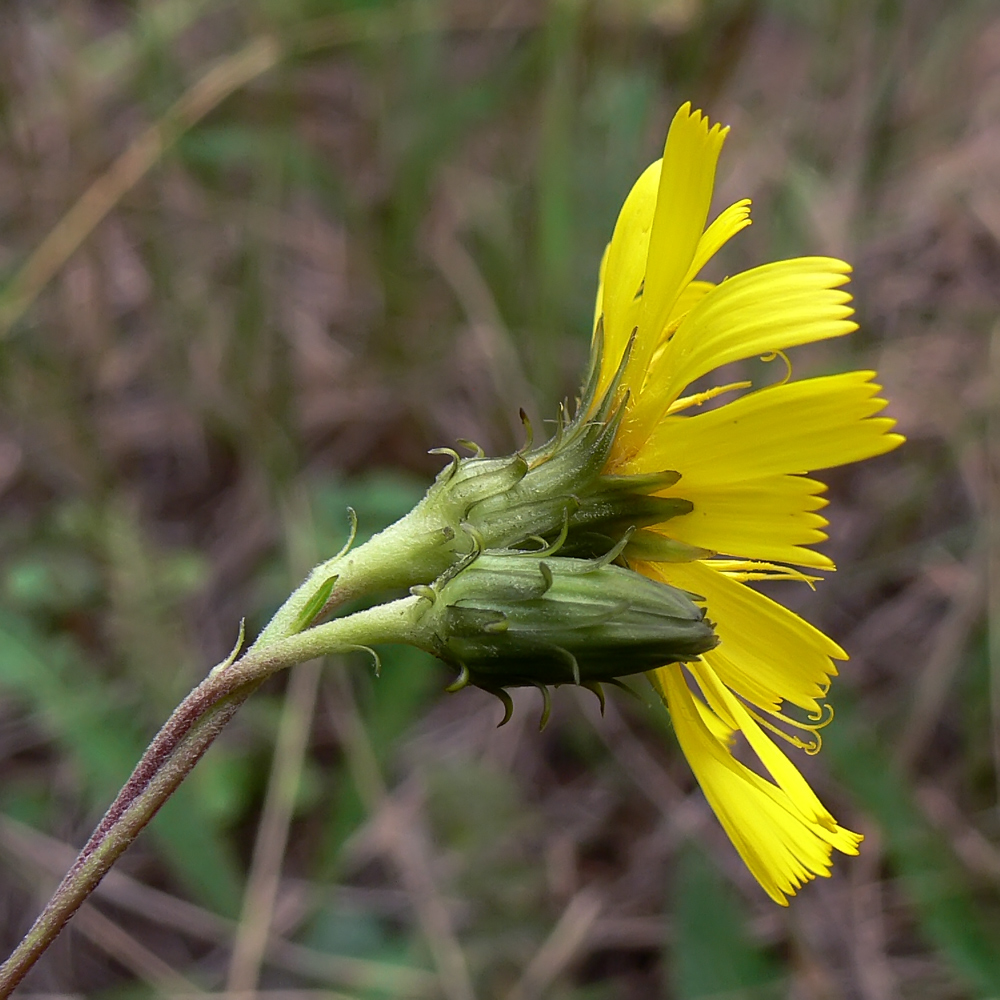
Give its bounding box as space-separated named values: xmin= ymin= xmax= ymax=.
xmin=0 ymin=0 xmax=997 ymax=997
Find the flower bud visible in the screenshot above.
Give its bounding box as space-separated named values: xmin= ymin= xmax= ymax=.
xmin=413 ymin=551 xmax=717 ymax=725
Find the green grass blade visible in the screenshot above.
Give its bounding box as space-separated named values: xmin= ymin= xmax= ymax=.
xmin=670 ymin=844 xmax=783 ymax=1000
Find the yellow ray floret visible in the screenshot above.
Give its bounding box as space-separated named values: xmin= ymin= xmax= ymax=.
xmin=649 ymin=257 xmax=856 ymax=402
xmin=649 ymin=475 xmax=834 ymax=570
xmin=628 ymin=104 xmax=730 ymax=389
xmin=614 ymin=258 xmax=859 ymax=459
xmin=624 ymin=371 xmax=904 ymax=482
xmin=651 ymin=663 xmax=862 ymax=905
xmin=616 ymin=372 xmax=903 ymax=568
xmin=639 ymin=558 xmax=845 ymax=717
xmin=678 ymin=199 xmax=752 ymax=300
xmin=594 ymin=104 xmax=745 ymax=402
xmin=595 ymin=158 xmax=660 ymax=398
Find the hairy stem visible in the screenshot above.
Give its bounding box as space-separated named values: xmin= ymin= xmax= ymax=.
xmin=254 ymin=499 xmax=458 ymax=647
xmin=0 ymin=685 xmax=257 ymax=997
xmin=0 ymin=595 xmax=428 ymax=997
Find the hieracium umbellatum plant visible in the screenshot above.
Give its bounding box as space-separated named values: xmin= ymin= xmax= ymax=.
xmin=0 ymin=102 xmax=903 ymax=994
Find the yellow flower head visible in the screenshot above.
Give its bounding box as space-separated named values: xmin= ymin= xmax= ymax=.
xmin=591 ymin=103 xmax=904 ymax=904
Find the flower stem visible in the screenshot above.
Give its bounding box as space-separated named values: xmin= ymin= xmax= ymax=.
xmin=0 ymin=595 xmax=428 ymax=996
xmin=254 ymin=499 xmax=458 ymax=647
xmin=0 ymin=684 xmax=257 ymax=998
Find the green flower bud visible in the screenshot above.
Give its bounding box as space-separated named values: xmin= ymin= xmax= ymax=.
xmin=413 ymin=550 xmax=717 ymax=727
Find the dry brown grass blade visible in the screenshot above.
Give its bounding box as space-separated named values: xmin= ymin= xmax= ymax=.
xmin=226 ymin=658 xmax=324 ymax=993
xmin=72 ymin=905 xmax=203 ymax=996
xmin=989 ymin=321 xmax=1000 ymax=805
xmin=428 ymin=218 xmax=537 ymax=443
xmin=894 ymin=546 xmax=986 ymax=769
xmin=917 ymin=784 xmax=1000 ymax=885
xmin=848 ymin=826 xmax=897 ymax=1000
xmin=0 ymin=816 xmax=437 ymax=997
xmin=0 ymin=5 xmax=536 ymax=341
xmin=170 ymin=992 xmax=357 ymax=1000
xmin=0 ymin=34 xmax=282 ymax=337
xmin=381 ymin=806 xmax=477 ymax=1000
xmin=503 ymin=887 xmax=603 ymax=1000
xmin=324 ymin=670 xmax=477 ymax=1000
xmin=0 ymin=816 xmax=233 ymax=939
xmin=572 ymin=689 xmax=707 ymax=839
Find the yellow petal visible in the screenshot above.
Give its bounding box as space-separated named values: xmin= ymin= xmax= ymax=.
xmin=691 ymin=684 xmax=736 ymax=746
xmin=627 ymin=104 xmax=730 ymax=391
xmin=645 ymin=202 xmax=752 ymax=394
xmin=623 ymin=370 xmax=904 ymax=483
xmin=596 ymin=159 xmax=661 ymax=399
xmin=689 ymin=661 xmax=841 ymax=832
xmin=617 ymin=257 xmax=858 ymax=454
xmin=665 ymin=278 xmax=715 ymax=327
xmin=676 ymin=198 xmax=752 ymax=297
xmin=639 ymin=558 xmax=844 ymax=716
xmin=650 ymin=663 xmax=862 ymax=905
xmin=648 ymin=475 xmax=835 ymax=569
xmin=592 ymin=241 xmax=609 ymax=338
xmin=695 ymin=645 xmax=787 ymax=718
xmin=647 ymin=280 xmax=716 ymax=376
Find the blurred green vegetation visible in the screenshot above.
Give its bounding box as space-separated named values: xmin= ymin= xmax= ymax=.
xmin=0 ymin=0 xmax=998 ymax=996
